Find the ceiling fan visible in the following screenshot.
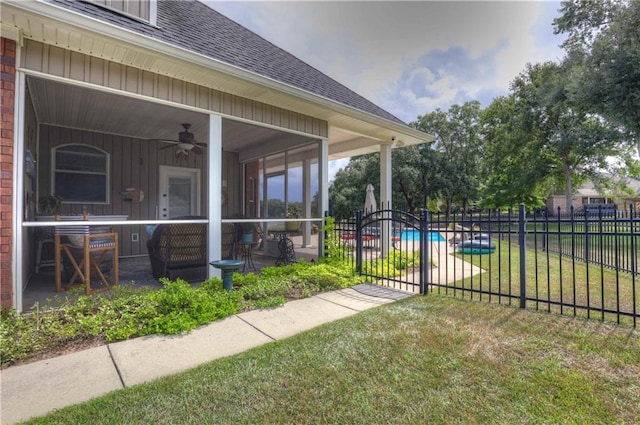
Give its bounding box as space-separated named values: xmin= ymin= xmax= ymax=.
xmin=151 ymin=123 xmax=207 ymax=158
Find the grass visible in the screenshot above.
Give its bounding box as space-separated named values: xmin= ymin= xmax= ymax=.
xmin=23 ymin=295 xmax=640 ymax=424
xmin=503 ymin=221 xmax=640 ymax=271
xmin=441 ymin=240 xmax=638 ymax=326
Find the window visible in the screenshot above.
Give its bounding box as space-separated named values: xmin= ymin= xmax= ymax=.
xmin=52 ymin=144 xmax=109 ymax=204
xmin=83 ymin=0 xmax=156 ymax=26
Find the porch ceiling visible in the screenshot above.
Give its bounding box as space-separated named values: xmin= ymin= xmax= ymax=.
xmin=26 ymin=76 xmax=385 ymax=161
xmin=26 ymin=76 xmax=310 ymax=155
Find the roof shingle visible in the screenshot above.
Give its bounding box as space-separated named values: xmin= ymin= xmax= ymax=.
xmin=49 ymin=0 xmax=406 ymax=125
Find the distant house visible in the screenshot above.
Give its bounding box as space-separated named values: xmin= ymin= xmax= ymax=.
xmin=546 ymin=178 xmax=640 ymax=216
xmin=0 ymin=0 xmax=433 ymax=311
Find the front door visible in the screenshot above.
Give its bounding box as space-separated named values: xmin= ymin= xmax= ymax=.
xmin=159 ymin=166 xmax=201 ymax=218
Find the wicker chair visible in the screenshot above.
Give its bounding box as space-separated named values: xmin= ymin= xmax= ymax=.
xmin=147 ymin=217 xmax=236 ymax=282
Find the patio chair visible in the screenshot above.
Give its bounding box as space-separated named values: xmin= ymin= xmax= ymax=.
xmin=54 ymin=214 xmax=119 ymax=294
xmin=221 ymin=222 xmax=237 ymax=260
xmin=147 ymin=216 xmax=207 ymax=282
xmin=146 ymin=218 xmax=236 ymax=282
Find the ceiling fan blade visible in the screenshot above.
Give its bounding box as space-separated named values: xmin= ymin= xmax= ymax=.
xmin=159 ymin=144 xmax=177 ymax=150
xmin=191 ymin=145 xmax=203 ymax=155
xmin=148 ymin=139 xmax=179 ymax=144
xmin=195 ymin=142 xmax=207 ymax=148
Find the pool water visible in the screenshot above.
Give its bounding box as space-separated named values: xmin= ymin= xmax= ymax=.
xmin=400 ymin=229 xmax=445 ymax=242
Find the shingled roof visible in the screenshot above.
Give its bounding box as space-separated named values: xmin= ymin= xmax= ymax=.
xmin=48 ymin=0 xmax=407 ymax=126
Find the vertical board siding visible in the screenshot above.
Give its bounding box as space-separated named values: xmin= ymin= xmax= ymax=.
xmin=141 ymin=70 xmax=155 ymax=97
xmin=22 ymin=39 xmax=329 ymax=259
xmin=23 ymin=41 xmax=327 ymax=137
xmin=69 ymin=51 xmax=85 ymax=81
xmin=38 ymin=124 xmax=218 ymax=257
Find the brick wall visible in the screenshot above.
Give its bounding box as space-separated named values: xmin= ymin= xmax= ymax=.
xmin=1 ymin=37 xmax=16 ymax=309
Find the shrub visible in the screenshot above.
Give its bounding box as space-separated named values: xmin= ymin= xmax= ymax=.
xmin=246 ymin=296 xmax=286 ymax=310
xmin=237 ymin=276 xmax=292 ymax=301
xmin=387 ymin=249 xmax=420 ymax=270
xmin=292 ymin=263 xmax=363 ymax=290
xmin=145 ymin=278 xmax=242 ymax=335
xmin=321 ymin=216 xmax=351 ymax=266
xmin=0 ymin=259 xmax=362 ymax=367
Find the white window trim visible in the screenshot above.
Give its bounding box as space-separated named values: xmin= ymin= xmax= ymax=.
xmin=51 ymin=144 xmax=110 ymax=205
xmin=149 ymin=0 xmax=158 ymax=26
xmin=81 ymin=0 xmax=156 ymax=26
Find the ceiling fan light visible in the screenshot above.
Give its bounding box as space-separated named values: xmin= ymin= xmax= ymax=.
xmin=177 ymin=142 xmax=195 ymax=150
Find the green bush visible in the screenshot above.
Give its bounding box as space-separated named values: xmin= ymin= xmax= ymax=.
xmin=362 ymin=259 xmax=402 ymax=277
xmin=321 ymin=216 xmax=351 ymax=266
xmin=246 ymin=296 xmax=286 ymax=310
xmin=387 ymin=249 xmax=420 ymax=270
xmin=292 ymin=263 xmax=362 ymax=290
xmin=361 ymin=248 xmax=435 ymax=278
xmin=237 ymin=276 xmax=292 ymax=301
xmin=145 ymin=278 xmax=242 ymax=335
xmin=0 ymin=259 xmax=364 ymax=367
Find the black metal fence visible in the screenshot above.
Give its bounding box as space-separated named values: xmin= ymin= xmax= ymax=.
xmin=329 ymin=205 xmax=639 ymax=327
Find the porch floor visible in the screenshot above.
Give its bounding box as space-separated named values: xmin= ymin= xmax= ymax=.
xmin=23 ymin=243 xmax=319 ymax=312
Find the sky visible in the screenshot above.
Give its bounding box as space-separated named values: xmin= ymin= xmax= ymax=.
xmin=207 ymin=1 xmax=568 ymax=186
xmin=210 ymin=1 xmax=566 ymax=122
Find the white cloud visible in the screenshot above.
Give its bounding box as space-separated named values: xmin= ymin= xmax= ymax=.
xmin=210 ymin=1 xmax=565 ymax=123
xmin=208 ymin=0 xmax=566 ymax=176
xmin=329 ymin=158 xmax=349 ymax=182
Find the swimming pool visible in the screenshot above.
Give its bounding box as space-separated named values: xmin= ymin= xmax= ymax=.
xmin=399 ymin=229 xmax=445 ymax=242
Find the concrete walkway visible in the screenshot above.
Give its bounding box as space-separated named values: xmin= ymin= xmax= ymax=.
xmin=0 ymin=284 xmax=412 ymax=424
xmin=375 ymin=241 xmax=485 ymax=292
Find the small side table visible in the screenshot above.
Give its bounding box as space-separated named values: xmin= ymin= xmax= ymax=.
xmin=239 ymin=242 xmax=255 ymax=272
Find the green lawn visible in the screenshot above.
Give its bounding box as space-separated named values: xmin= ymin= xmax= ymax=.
xmin=517 ymin=221 xmax=640 ymax=268
xmin=443 ymin=241 xmax=638 ymax=326
xmin=24 ymin=295 xmax=639 ymax=424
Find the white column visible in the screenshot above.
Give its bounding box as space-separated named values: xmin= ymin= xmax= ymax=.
xmin=318 ymin=139 xmax=329 ymax=257
xmin=302 ymin=158 xmax=312 ymax=248
xmin=208 ymin=114 xmax=223 ymax=278
xmin=13 ymin=70 xmax=26 ymax=312
xmin=380 ymin=142 xmax=392 ymax=258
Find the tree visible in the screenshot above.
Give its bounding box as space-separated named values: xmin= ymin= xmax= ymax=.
xmin=413 ymin=101 xmax=484 ymax=213
xmin=264 ymin=198 xmax=286 ymax=218
xmin=389 ymin=143 xmax=446 ymax=213
xmin=330 ymin=141 xmax=450 ymax=217
xmin=479 ymin=95 xmax=551 ymax=209
xmin=484 ymin=60 xmax=621 ymax=210
xmin=554 ymin=0 xmax=640 ymax=156
xmin=328 ymin=155 xmax=379 ymax=219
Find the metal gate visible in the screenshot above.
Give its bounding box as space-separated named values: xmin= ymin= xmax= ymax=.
xmin=341 ymin=208 xmax=430 ymax=294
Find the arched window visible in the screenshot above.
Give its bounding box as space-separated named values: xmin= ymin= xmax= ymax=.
xmin=52 ymin=144 xmax=109 ymax=204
